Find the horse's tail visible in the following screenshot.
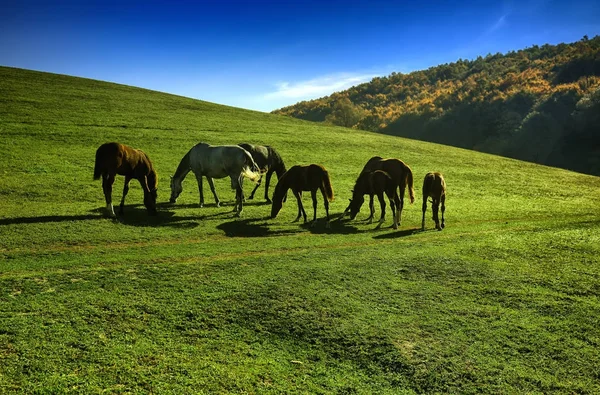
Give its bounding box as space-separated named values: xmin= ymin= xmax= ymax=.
xmin=322 ymin=168 xmax=334 ymax=202
xmin=93 ymin=146 xmax=103 ymax=180
xmin=406 ymin=164 xmax=415 ymax=204
xmin=242 ymin=152 xmax=261 ymax=183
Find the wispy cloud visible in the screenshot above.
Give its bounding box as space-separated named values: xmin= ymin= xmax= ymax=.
xmin=487 ymin=14 xmax=508 ymax=34
xmin=263 ymin=72 xmax=380 ymax=101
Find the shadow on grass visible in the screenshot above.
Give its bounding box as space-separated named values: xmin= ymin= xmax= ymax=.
xmin=299 ymin=218 xmax=362 ymax=235
xmin=372 ymin=227 xmax=421 ymax=239
xmin=156 ymin=200 xmax=271 ymax=210
xmin=217 ymin=217 xmax=302 ymax=238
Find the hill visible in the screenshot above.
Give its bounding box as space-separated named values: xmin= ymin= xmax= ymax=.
xmin=1 ymin=66 xmax=600 ymax=393
xmin=273 ymin=36 xmax=600 ymax=176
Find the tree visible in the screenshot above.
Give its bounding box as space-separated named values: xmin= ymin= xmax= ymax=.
xmin=325 ymin=97 xmax=367 ymax=128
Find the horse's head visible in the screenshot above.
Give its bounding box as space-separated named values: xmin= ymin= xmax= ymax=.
xmin=270 ymin=184 xmax=285 ymax=218
xmin=270 ymin=197 xmax=283 ymax=219
xmin=348 ymin=194 xmax=364 ymax=220
xmin=169 ymin=176 xmax=183 ymax=204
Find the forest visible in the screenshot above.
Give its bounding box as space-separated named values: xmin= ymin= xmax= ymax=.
xmin=273 ymin=36 xmax=600 ymax=176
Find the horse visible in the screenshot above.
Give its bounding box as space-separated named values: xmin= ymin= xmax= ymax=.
xmin=169 ymin=142 xmax=261 ymax=216
xmin=270 ymin=164 xmax=334 ymax=228
xmin=422 ymin=171 xmax=446 ymax=231
xmin=238 ymin=143 xmax=287 ymax=203
xmin=93 ymin=142 xmax=158 ymax=217
xmin=347 ymin=170 xmax=400 ymax=229
xmin=344 ymin=156 xmax=414 ymax=225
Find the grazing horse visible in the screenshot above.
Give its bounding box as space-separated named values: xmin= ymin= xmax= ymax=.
xmin=270 ymin=164 xmax=334 ymax=228
xmin=422 ymin=171 xmax=446 ymax=231
xmin=348 ymin=170 xmax=400 ymax=229
xmin=169 ymin=142 xmax=260 ymax=216
xmin=93 ymin=142 xmax=158 ymax=217
xmin=344 ymin=156 xmax=414 ymax=225
xmin=238 ymin=143 xmax=287 ymax=202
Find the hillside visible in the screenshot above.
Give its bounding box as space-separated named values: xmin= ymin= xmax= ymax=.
xmin=1 ymin=67 xmax=600 ymax=393
xmin=274 ymin=36 xmax=600 ymax=176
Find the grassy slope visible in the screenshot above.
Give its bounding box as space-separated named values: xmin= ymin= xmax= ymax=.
xmin=1 ymin=66 xmax=599 ymax=394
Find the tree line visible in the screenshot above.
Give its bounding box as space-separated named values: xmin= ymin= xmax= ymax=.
xmin=273 ymin=36 xmax=600 ymax=176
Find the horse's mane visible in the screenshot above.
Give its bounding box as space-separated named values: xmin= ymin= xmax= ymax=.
xmin=272 ymin=169 xmax=290 ymax=202
xmin=173 ymin=149 xmax=192 ymax=179
xmin=267 ymin=146 xmax=286 ymax=173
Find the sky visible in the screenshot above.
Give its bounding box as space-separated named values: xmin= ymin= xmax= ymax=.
xmin=1 ymin=0 xmax=600 ymax=112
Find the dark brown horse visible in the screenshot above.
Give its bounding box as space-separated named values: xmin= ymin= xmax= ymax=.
xmin=344 ymin=156 xmax=414 ymax=226
xmin=348 ymin=170 xmax=400 ymax=229
xmin=422 ymin=171 xmax=446 ymax=231
xmin=238 ymin=143 xmax=287 ymax=202
xmin=94 ymin=142 xmax=158 ymax=217
xmin=270 ymin=164 xmax=334 ymax=227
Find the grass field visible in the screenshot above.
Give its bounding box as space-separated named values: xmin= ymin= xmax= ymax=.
xmin=1 ymin=66 xmax=599 ymax=394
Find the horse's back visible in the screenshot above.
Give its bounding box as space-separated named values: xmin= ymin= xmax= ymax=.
xmin=190 ymin=143 xmax=252 ymax=177
xmin=423 ymin=172 xmax=446 ymax=197
xmin=238 ymin=143 xmax=269 ymax=170
xmin=95 ymin=142 xmax=153 ymax=178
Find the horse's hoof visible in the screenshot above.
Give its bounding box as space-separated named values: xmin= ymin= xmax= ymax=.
xmin=199 ymin=203 xmax=204 ymax=208
xmin=441 ymin=223 xmax=445 ymax=229
xmin=266 ymin=198 xmax=272 ymax=203
xmin=216 ymin=203 xmax=221 ymax=208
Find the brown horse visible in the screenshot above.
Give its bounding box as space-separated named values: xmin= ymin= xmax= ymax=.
xmin=422 ymin=171 xmax=446 ymax=231
xmin=348 ymin=170 xmax=400 ymax=229
xmin=270 ymin=164 xmax=334 ymax=227
xmin=344 ymin=156 xmax=414 ymax=226
xmin=94 ymin=142 xmax=158 ymax=217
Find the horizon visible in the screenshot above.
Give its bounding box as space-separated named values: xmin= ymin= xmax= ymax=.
xmin=2 ymin=0 xmax=599 ymax=112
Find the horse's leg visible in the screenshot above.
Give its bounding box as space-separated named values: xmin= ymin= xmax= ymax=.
xmin=365 ymin=194 xmax=374 ymax=224
xmin=194 ymin=173 xmax=205 ymax=207
xmin=398 ymin=184 xmax=406 ymax=226
xmin=440 ymin=194 xmax=446 ymax=229
xmin=366 ymin=194 xmax=374 ymax=222
xmin=263 ymin=171 xmax=274 ymax=203
xmin=375 ymin=192 xmax=386 ymax=229
xmin=421 ymin=195 xmax=428 ymax=230
xmin=206 ymin=177 xmax=220 ymax=207
xmin=392 ymin=189 xmax=401 ymax=229
xmin=119 ymin=176 xmax=132 ymax=215
xmin=433 ymin=198 xmax=441 ymax=231
xmin=310 ymin=190 xmax=318 ymax=227
xmin=389 ymin=193 xmax=398 ymax=230
xmin=234 ymin=183 xmax=243 ymax=217
xmin=292 ymin=191 xmax=304 ymax=222
xmin=102 ymin=174 xmax=116 ymax=217
xmin=248 ymin=173 xmax=262 ymax=200
xmin=320 ymin=187 xmax=331 ymax=228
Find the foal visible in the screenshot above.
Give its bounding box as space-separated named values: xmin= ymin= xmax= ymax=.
xmin=270 ymin=164 xmax=334 ymax=227
xmin=348 ymin=170 xmax=400 ymax=229
xmin=422 ymin=171 xmax=446 ymax=230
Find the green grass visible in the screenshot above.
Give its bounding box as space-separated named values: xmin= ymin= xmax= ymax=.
xmin=1 ymin=66 xmax=600 ymax=394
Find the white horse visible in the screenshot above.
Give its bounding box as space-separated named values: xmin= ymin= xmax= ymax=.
xmin=169 ymin=143 xmax=260 ymax=216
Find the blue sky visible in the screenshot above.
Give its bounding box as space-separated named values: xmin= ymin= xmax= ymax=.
xmin=2 ymin=0 xmax=599 ymax=112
